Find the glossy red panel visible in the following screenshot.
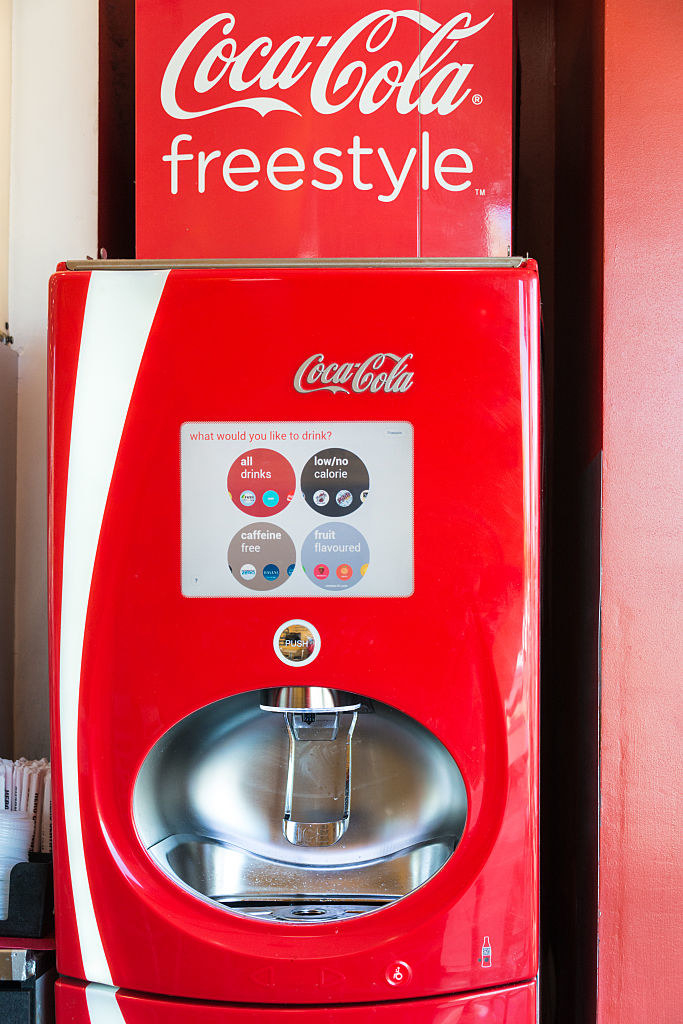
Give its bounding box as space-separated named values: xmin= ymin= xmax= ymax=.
xmin=135 ymin=2 xmax=512 ymax=258
xmin=49 ymin=263 xmax=539 ymax=1005
xmin=57 ymin=978 xmax=537 ymax=1023
xmin=418 ymin=1 xmax=513 ymax=256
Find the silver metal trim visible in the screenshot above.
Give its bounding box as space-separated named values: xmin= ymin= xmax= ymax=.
xmin=261 ymin=703 xmax=360 ymax=713
xmin=64 ymin=257 xmax=526 ymax=271
xmin=260 ymin=686 xmax=361 ymax=713
xmin=0 ymin=949 xmax=36 ymax=981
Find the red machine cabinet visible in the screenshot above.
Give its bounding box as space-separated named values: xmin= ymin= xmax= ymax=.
xmin=49 ymin=259 xmax=540 ymax=1019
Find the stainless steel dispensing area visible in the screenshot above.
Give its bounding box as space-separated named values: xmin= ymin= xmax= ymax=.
xmin=134 ymin=688 xmax=468 ymax=924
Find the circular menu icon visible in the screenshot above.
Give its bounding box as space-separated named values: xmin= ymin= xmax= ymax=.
xmin=228 ymin=524 xmax=295 ymax=591
xmin=228 ymin=449 xmax=295 ymax=517
xmin=301 ymin=449 xmax=369 ymax=517
xmin=302 ymin=524 xmax=370 ymax=591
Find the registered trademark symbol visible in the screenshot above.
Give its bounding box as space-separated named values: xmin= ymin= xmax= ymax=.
xmin=472 ymin=94 xmax=483 ymax=105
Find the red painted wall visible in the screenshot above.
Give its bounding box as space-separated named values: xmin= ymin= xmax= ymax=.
xmin=599 ymin=0 xmax=683 ymax=1019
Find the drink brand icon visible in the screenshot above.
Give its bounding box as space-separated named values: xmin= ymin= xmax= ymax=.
xmin=481 ymin=936 xmax=492 ymax=967
xmin=295 ymin=353 xmax=413 ymax=394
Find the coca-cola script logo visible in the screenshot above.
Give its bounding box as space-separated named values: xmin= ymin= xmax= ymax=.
xmin=294 ymin=353 xmax=414 ymax=394
xmin=161 ymin=9 xmax=493 ymax=120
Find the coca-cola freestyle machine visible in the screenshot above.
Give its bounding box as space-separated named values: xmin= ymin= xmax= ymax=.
xmin=49 ymin=259 xmax=540 ymax=1022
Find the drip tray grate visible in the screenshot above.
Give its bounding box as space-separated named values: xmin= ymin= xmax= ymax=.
xmin=220 ymin=899 xmax=391 ymax=922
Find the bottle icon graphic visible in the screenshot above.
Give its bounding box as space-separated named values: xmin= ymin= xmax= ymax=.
xmin=481 ymin=936 xmax=492 ymax=967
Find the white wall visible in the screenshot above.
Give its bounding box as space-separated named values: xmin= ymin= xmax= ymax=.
xmin=0 ymin=2 xmax=12 ymax=757
xmin=0 ymin=0 xmax=10 ymax=327
xmin=10 ymin=0 xmax=98 ymax=756
xmin=0 ymin=343 xmax=17 ymax=756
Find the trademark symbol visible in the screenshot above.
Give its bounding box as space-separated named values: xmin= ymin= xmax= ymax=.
xmin=472 ymin=94 xmax=483 ymax=105
xmin=475 ymin=188 xmax=486 ymax=196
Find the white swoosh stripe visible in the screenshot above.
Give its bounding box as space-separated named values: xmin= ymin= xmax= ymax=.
xmin=60 ymin=270 xmax=169 ymax=984
xmin=85 ymin=983 xmax=126 ymax=1023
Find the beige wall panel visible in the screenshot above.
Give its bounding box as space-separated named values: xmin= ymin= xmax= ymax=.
xmin=10 ymin=0 xmax=98 ymax=756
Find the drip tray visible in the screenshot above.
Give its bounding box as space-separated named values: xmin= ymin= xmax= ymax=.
xmin=221 ymin=899 xmax=390 ymax=923
xmin=148 ymin=834 xmax=453 ymax=918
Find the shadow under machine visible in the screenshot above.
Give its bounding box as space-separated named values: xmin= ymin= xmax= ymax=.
xmin=49 ymin=260 xmax=540 ymax=1022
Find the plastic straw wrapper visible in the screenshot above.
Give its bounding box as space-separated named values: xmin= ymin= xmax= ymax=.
xmin=0 ymin=760 xmax=9 ymax=810
xmin=2 ymin=759 xmax=12 ymax=809
xmin=27 ymin=768 xmax=42 ymax=853
xmin=41 ymin=768 xmax=52 ymax=854
xmin=19 ymin=763 xmax=31 ymax=812
xmin=11 ymin=761 xmax=21 ymax=811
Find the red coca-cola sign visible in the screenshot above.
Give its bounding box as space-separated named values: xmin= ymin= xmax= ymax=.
xmin=136 ymin=3 xmax=512 ymax=258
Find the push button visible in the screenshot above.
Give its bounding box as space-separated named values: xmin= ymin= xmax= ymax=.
xmin=385 ymin=961 xmax=412 ymax=986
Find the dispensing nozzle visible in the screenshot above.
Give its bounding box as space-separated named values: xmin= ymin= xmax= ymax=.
xmin=260 ymin=688 xmax=360 ymax=847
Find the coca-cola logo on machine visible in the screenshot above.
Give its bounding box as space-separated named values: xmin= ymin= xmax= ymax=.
xmin=136 ymin=2 xmax=513 ymax=257
xmin=294 ymin=353 xmax=414 ymax=394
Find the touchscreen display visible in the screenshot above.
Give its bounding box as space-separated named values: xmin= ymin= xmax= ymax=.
xmin=181 ymin=421 xmax=413 ymax=597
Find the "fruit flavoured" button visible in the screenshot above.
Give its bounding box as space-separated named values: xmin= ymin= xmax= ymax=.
xmin=302 ymin=525 xmax=369 ymax=591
